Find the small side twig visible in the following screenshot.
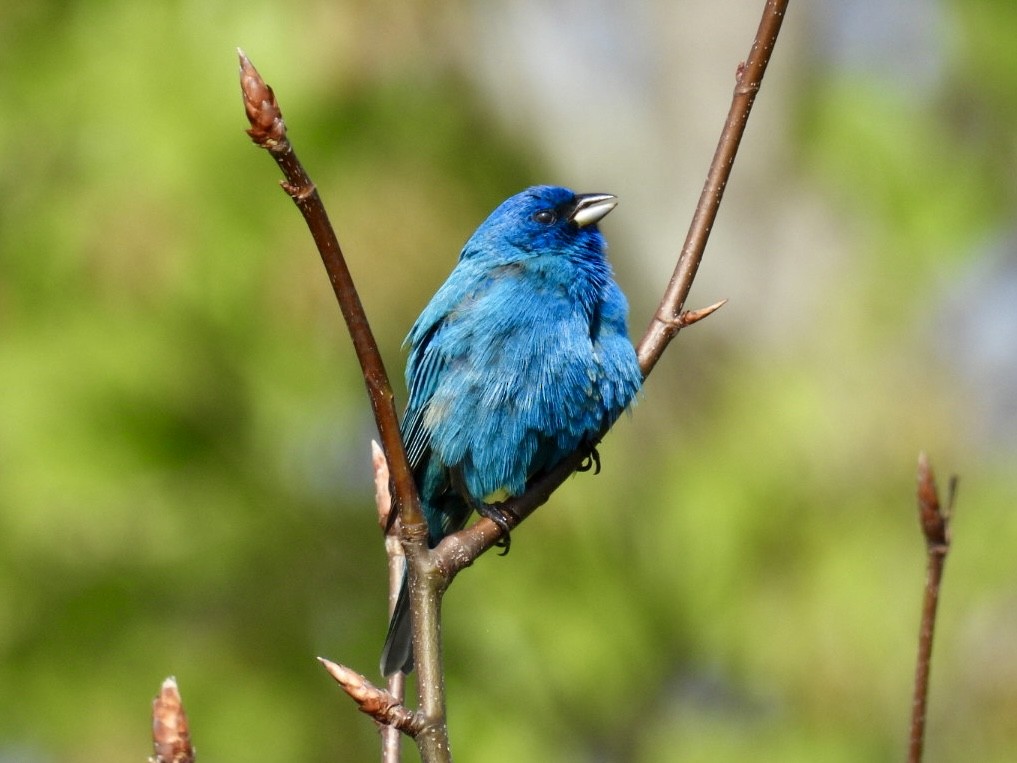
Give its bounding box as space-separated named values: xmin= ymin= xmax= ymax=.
xmin=318 ymin=658 xmax=424 ymax=736
xmin=672 ymin=298 xmax=728 ymax=330
xmin=150 ymin=677 xmax=195 ymax=763
xmin=908 ymin=452 xmax=956 ymax=763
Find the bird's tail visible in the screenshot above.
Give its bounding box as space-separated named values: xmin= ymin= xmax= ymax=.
xmin=380 ymin=576 xmax=413 ymax=676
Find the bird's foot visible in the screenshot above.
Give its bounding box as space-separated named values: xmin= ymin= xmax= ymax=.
xmin=475 ymin=501 xmax=518 ymax=556
xmin=577 ymin=445 xmax=602 ymax=475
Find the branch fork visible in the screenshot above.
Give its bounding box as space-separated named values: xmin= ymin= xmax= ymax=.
xmin=237 ymin=2 xmax=790 ymax=757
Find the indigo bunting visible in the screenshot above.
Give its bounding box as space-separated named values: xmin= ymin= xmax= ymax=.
xmin=381 ymin=185 xmax=642 ymax=675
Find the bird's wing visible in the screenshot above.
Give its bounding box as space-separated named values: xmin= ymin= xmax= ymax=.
xmin=401 ymin=320 xmax=445 ymax=470
xmin=400 ymin=259 xmax=489 ymax=471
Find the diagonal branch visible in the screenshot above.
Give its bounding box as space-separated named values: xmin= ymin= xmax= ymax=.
xmin=433 ymin=0 xmax=790 ymax=575
xmin=637 ymin=0 xmax=788 ymax=376
xmin=238 ymin=50 xmax=423 ymax=536
xmin=239 ymin=50 xmax=446 ymax=758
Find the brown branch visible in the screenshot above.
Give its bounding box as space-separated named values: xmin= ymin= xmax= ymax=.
xmin=237 ymin=50 xmax=423 ymax=537
xmin=239 ymin=50 xmax=446 ymax=757
xmin=433 ymin=0 xmax=789 ymax=575
xmin=637 ymin=1 xmax=787 ymax=375
xmin=373 ymin=440 xmax=406 ymax=762
xmin=908 ymin=453 xmax=956 ymax=763
xmin=150 ymin=677 xmax=195 ymax=763
xmin=318 ymin=658 xmax=425 ymax=736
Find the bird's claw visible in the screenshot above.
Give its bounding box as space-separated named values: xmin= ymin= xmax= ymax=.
xmin=476 ymin=502 xmax=518 ymax=555
xmin=577 ymin=446 xmax=602 ymax=475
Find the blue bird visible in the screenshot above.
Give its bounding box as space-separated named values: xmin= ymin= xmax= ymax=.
xmin=381 ymin=185 xmax=642 ymax=675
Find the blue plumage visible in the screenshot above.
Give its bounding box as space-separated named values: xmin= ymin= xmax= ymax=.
xmin=381 ymin=185 xmax=642 ymax=675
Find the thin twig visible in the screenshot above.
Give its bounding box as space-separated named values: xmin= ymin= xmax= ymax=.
xmin=318 ymin=658 xmax=425 ymax=736
xmin=150 ymin=677 xmax=195 ymax=763
xmin=237 ymin=50 xmax=423 ymax=535
xmin=909 ymin=453 xmax=955 ymax=763
xmin=373 ymin=441 xmax=405 ymax=762
xmin=637 ymin=1 xmax=788 ymax=375
xmin=239 ymin=50 xmax=446 ymax=759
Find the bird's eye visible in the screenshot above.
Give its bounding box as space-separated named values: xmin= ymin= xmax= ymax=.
xmin=532 ymin=209 xmax=557 ymax=225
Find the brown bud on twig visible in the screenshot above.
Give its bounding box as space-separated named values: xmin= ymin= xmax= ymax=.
xmin=372 ymin=439 xmax=394 ymax=532
xmin=238 ymin=49 xmax=288 ymax=151
xmin=916 ymin=452 xmax=952 ymax=551
xmin=318 ymin=657 xmax=424 ymax=736
xmin=909 ymin=452 xmax=958 ymax=763
xmin=676 ymin=298 xmax=728 ymax=329
xmin=150 ymin=677 xmax=195 ymax=763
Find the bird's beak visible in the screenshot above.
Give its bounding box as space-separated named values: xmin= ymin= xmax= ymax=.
xmin=568 ymin=193 xmax=617 ymax=228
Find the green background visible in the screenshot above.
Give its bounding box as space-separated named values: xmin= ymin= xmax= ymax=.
xmin=2 ymin=1 xmax=1015 ymax=760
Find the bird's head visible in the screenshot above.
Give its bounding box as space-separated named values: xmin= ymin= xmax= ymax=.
xmin=462 ymin=185 xmax=617 ymax=265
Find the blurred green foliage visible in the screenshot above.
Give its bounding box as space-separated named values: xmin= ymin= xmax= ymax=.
xmin=1 ymin=1 xmax=1016 ymax=761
